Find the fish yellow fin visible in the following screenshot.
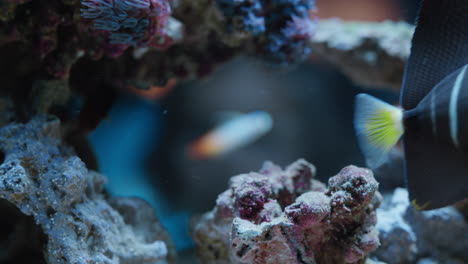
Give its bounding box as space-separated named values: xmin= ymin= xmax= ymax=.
xmin=411 ymin=199 xmax=430 ymax=211
xmin=354 ymin=94 xmax=404 ymax=169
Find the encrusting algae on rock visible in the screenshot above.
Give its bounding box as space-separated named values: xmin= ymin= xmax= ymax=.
xmin=191 ymin=159 xmax=382 ymax=264
xmin=0 ymin=113 xmax=175 ymax=264
xmin=373 ymin=188 xmax=468 ymax=264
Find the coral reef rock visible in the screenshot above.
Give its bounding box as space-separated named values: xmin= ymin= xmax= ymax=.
xmin=191 ymin=159 xmax=382 ymax=264
xmin=373 ymin=188 xmax=417 ymax=264
xmin=1 ymin=0 xmax=411 ymax=108
xmin=0 ymin=115 xmax=175 ymax=264
xmin=373 ymin=188 xmax=468 ymax=264
xmin=311 ymin=19 xmax=414 ymax=91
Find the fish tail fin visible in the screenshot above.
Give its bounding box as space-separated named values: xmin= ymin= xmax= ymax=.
xmin=354 ymin=93 xmax=404 ymax=169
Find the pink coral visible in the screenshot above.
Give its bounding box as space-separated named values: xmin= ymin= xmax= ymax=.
xmin=80 ymin=0 xmax=171 ymax=57
xmin=191 ymin=160 xmax=381 ymax=264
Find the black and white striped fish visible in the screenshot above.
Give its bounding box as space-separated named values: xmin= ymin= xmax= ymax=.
xmin=354 ymin=0 xmax=468 ymax=210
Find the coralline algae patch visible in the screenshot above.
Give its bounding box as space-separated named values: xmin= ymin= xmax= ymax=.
xmin=373 ymin=188 xmax=468 ymax=264
xmin=191 ymin=159 xmax=382 ymax=264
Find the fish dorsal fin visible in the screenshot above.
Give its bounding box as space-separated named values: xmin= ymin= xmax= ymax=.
xmin=401 ymin=0 xmax=468 ymax=110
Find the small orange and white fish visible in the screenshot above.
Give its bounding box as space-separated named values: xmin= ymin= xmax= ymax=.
xmin=187 ymin=111 xmax=273 ymax=159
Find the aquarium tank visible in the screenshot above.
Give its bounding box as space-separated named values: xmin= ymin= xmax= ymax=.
xmin=1 ymin=0 xmax=467 ymax=263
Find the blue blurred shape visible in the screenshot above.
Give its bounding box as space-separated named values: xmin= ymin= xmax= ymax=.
xmin=88 ymin=94 xmax=193 ymax=250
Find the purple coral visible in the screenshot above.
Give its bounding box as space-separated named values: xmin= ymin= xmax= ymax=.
xmin=216 ymin=0 xmax=265 ymax=35
xmin=80 ymin=0 xmax=171 ymax=50
xmin=260 ymin=0 xmax=316 ymax=64
xmin=191 ymin=160 xmax=381 ymax=264
xmin=215 ymin=0 xmax=317 ymax=64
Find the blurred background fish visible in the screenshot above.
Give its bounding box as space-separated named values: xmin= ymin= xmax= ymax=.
xmin=187 ymin=111 xmax=273 ymax=159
